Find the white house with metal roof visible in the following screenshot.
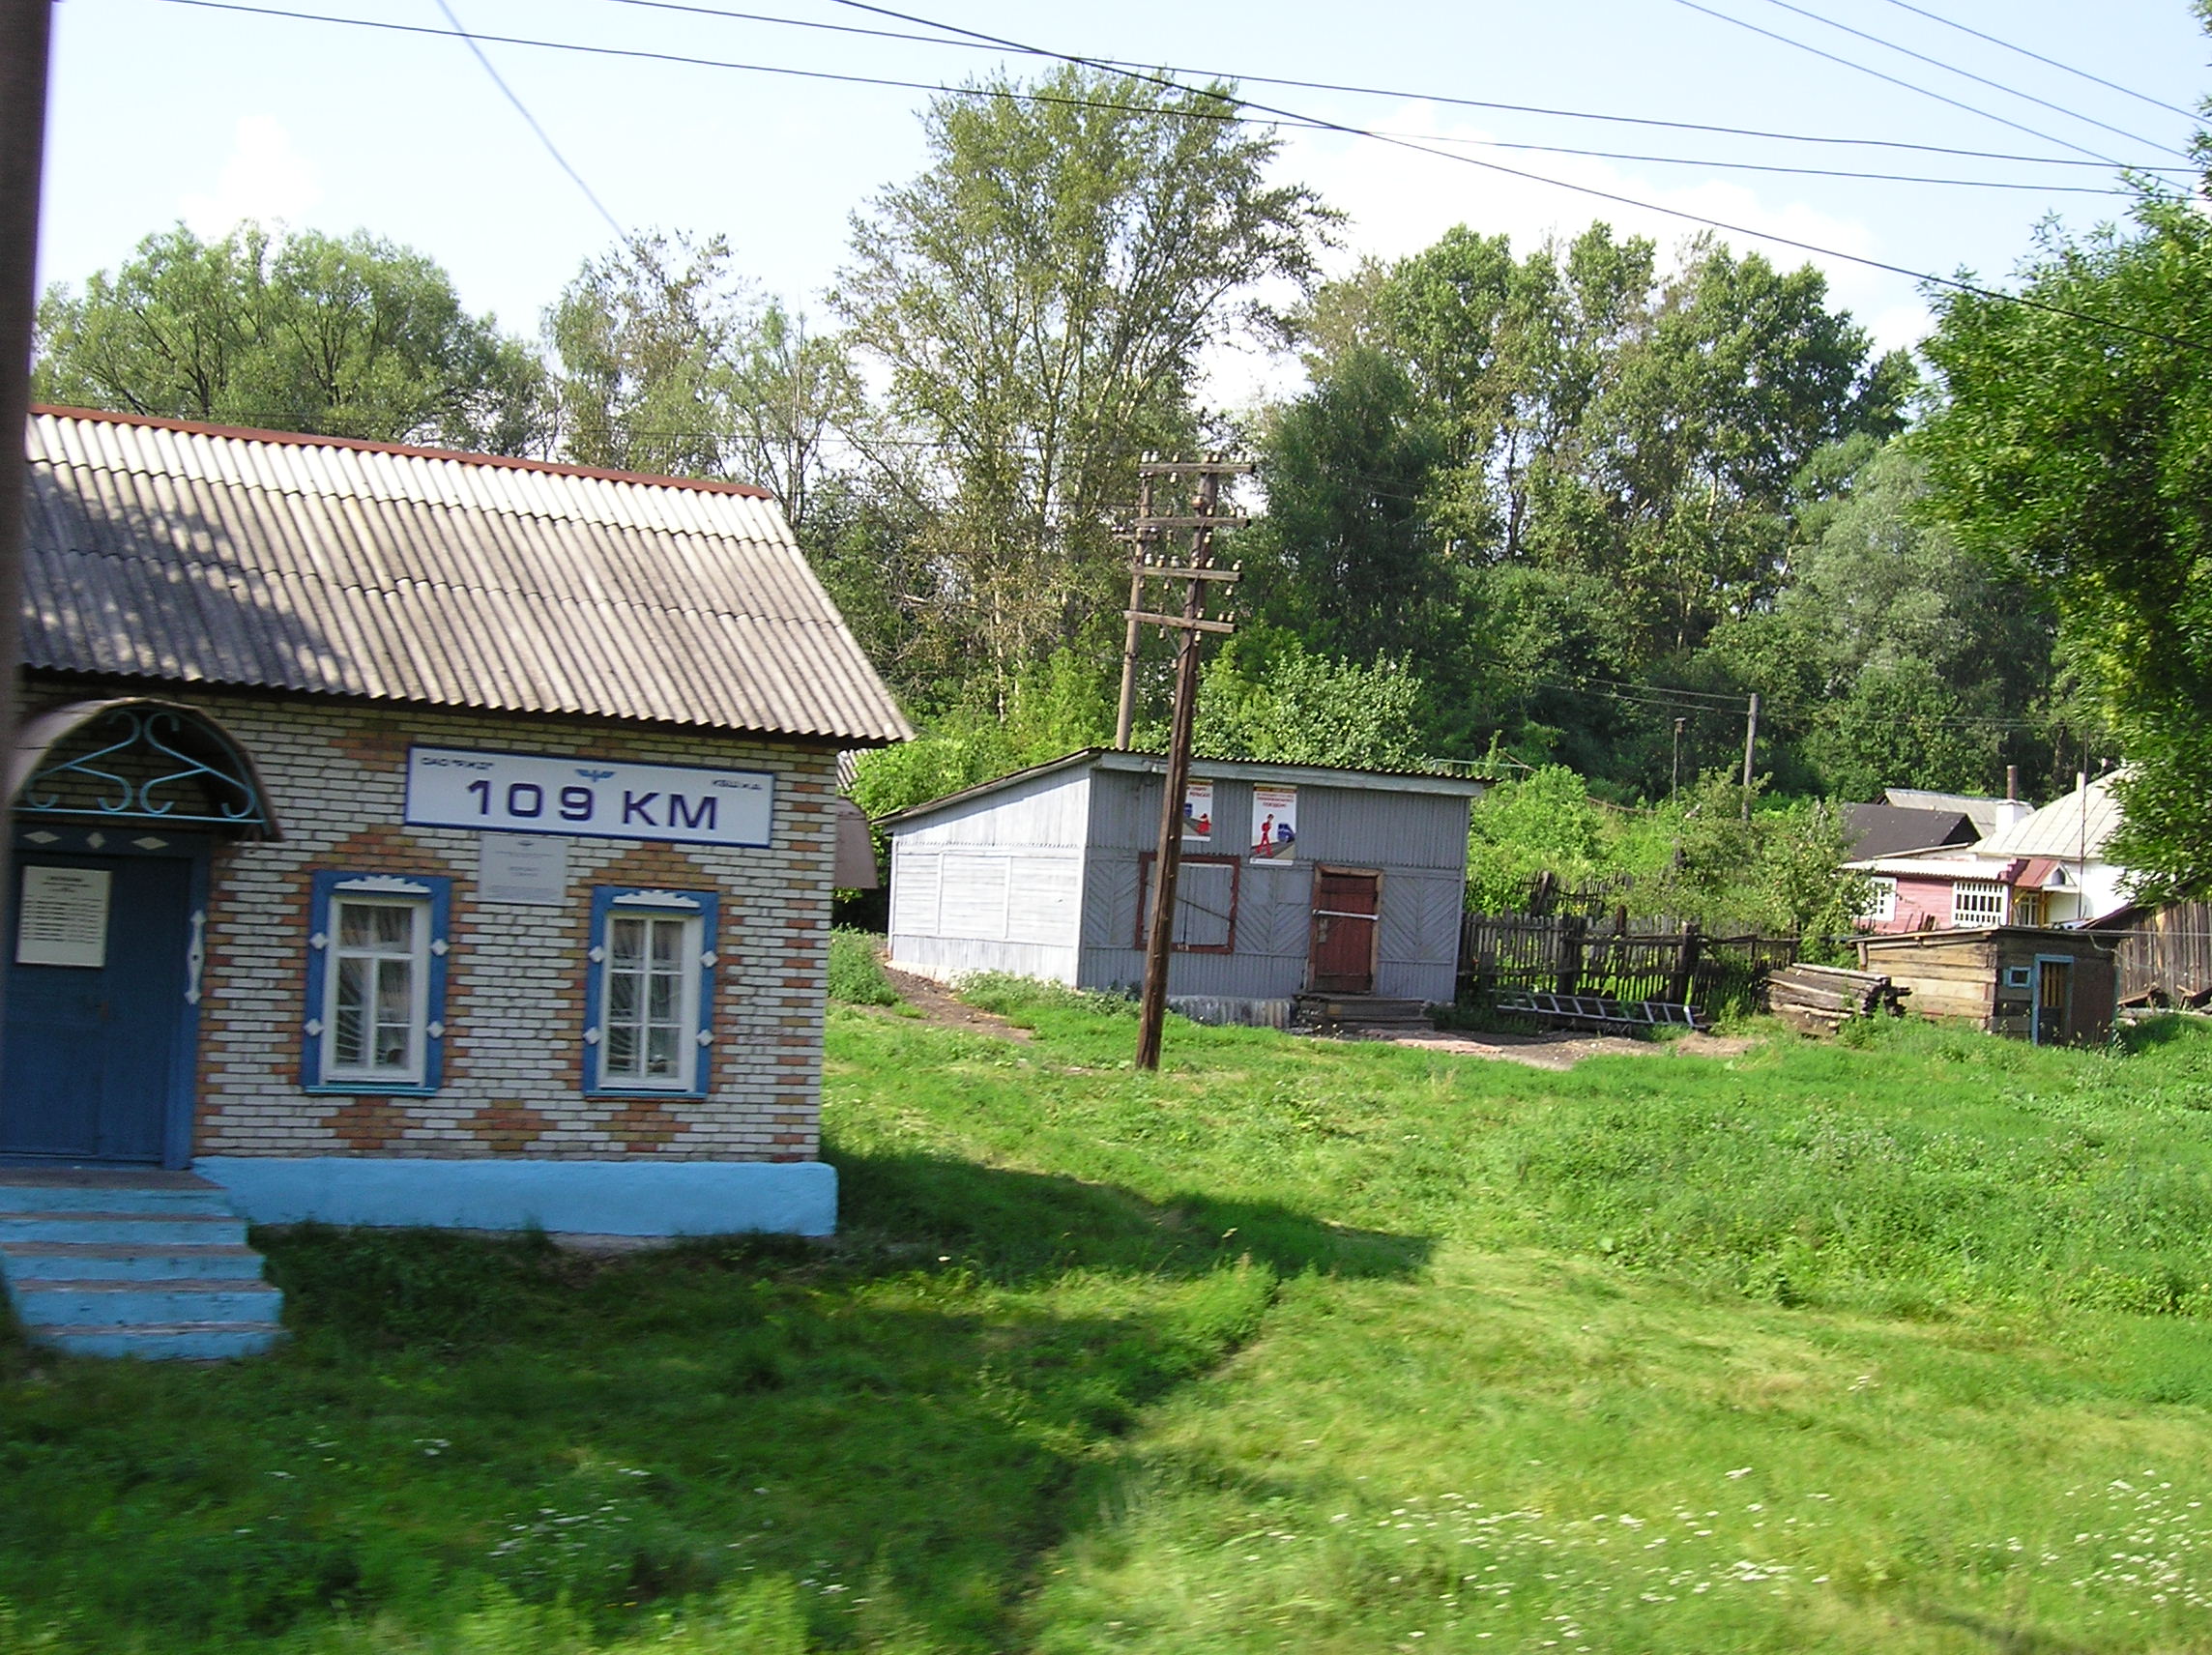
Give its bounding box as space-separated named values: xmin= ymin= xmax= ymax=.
xmin=882 ymin=749 xmax=1483 ymax=1016
xmin=5 ymin=408 xmax=908 ymax=1333
xmin=1848 ymin=771 xmax=2131 ymax=933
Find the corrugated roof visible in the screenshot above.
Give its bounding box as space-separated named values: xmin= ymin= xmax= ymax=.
xmin=20 ymin=407 xmax=913 ymax=744
xmin=880 ymin=747 xmax=1487 ymax=828
xmin=1978 ymin=771 xmax=2125 ymax=861
xmin=1880 ymin=788 xmax=2019 ymax=837
xmin=1845 ymin=802 xmax=1978 ymax=859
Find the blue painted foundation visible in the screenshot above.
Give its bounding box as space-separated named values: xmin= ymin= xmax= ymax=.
xmin=196 ymin=1157 xmax=838 ymax=1238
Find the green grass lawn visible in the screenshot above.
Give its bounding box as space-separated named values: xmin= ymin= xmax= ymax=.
xmin=9 ymin=990 xmax=2212 ymax=1652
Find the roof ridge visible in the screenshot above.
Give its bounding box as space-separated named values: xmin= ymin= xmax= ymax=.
xmin=30 ymin=404 xmax=775 ymax=502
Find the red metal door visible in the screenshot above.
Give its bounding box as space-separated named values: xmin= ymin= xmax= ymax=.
xmin=1310 ymin=868 xmax=1380 ymax=994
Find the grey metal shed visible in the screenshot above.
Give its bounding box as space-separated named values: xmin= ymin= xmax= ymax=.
xmin=882 ymin=749 xmax=1482 ymax=1014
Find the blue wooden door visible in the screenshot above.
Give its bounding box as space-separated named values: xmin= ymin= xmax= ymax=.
xmin=2 ymin=855 xmax=192 ymax=1163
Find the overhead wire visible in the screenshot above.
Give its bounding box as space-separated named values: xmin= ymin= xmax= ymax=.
xmin=1747 ymin=0 xmax=2184 ymax=159
xmin=1667 ymin=0 xmax=2156 ymax=168
xmin=1869 ymin=0 xmax=2199 ymax=124
xmin=147 ymin=1 xmax=2139 ymax=196
xmin=595 ymin=0 xmax=2192 ymax=174
xmin=826 ymin=0 xmax=2212 ymax=356
xmin=430 ymin=0 xmax=627 ymax=238
xmin=149 ymin=0 xmax=2212 ymax=352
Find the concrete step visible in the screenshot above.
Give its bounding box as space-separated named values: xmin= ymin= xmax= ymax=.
xmin=11 ymin=1279 xmax=284 ymax=1329
xmin=0 ymin=1241 xmax=267 ymax=1283
xmin=0 ymin=1173 xmax=285 ymax=1359
xmin=0 ymin=1173 xmax=232 ymax=1213
xmin=27 ymin=1321 xmax=286 ymax=1360
xmin=0 ymin=1211 xmax=248 ymax=1246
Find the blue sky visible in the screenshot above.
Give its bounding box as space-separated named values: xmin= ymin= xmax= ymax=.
xmin=41 ymin=0 xmax=2212 ymax=404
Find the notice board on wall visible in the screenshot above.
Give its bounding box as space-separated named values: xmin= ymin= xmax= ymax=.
xmin=1182 ymin=780 xmax=1214 ymax=840
xmin=1249 ymin=785 xmax=1298 ymax=863
xmin=479 ymin=833 xmax=570 ymax=905
xmin=16 ymin=865 xmax=110 ymax=968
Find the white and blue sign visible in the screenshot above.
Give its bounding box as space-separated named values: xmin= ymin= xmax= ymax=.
xmin=405 ymin=747 xmax=775 ymax=848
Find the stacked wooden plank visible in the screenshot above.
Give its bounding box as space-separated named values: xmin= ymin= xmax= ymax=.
xmin=1765 ymin=963 xmax=1908 ymax=1035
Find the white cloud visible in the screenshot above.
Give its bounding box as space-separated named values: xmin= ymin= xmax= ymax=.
xmin=180 ymin=116 xmax=321 ymax=237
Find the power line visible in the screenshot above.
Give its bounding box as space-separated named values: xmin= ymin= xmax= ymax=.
xmin=148 ymin=1 xmax=2138 ymax=197
xmin=430 ymin=0 xmax=626 ymax=239
xmin=826 ymin=0 xmax=2212 ymax=357
xmin=149 ymin=0 xmax=2212 ymax=354
xmin=1748 ymin=0 xmax=2184 ymax=160
xmin=1668 ymin=0 xmax=2154 ymax=169
xmin=1869 ymin=0 xmax=2199 ymax=124
xmin=1404 ymin=131 xmax=2128 ymax=193
xmin=595 ymin=0 xmax=2192 ymax=174
xmin=1532 ymin=679 xmax=1753 ymax=712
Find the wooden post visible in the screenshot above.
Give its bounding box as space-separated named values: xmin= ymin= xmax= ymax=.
xmin=1740 ymin=691 xmax=1760 ymax=820
xmin=0 ymin=0 xmax=54 ymax=1056
xmin=1113 ymin=475 xmax=1152 ymax=750
xmin=1135 ymin=468 xmax=1224 ymax=1072
xmin=1669 ymin=920 xmax=1703 ymax=1008
xmin=1557 ymin=914 xmax=1587 ymax=998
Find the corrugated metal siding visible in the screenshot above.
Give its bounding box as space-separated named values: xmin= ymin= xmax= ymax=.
xmin=1076 ymin=771 xmax=1468 ymax=1002
xmin=20 ymin=411 xmax=911 ymax=742
xmin=893 ymin=769 xmax=1091 ymax=848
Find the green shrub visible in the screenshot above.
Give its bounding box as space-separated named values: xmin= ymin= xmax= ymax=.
xmin=827 ymin=929 xmax=899 ymax=1005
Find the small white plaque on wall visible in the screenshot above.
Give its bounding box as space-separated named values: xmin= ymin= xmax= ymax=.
xmin=479 ymin=833 xmax=570 ymax=906
xmin=17 ymin=865 xmax=111 ymax=968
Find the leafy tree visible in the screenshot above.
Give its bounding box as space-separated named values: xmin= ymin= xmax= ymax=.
xmin=1186 ymin=634 xmax=1428 ymax=769
xmin=1245 ymin=345 xmax=1455 ymax=669
xmin=34 ymin=223 xmax=548 ymax=452
xmin=547 ymin=232 xmax=859 ymax=536
xmin=1701 ymin=437 xmax=2064 ymax=800
xmin=1274 ymin=221 xmax=1910 ymax=785
xmin=1916 ymin=185 xmax=2212 ymax=897
xmin=833 ymin=67 xmax=1337 ymax=693
xmin=848 ymin=647 xmax=1115 ymax=822
xmin=1464 ymin=766 xmax=1614 ymax=911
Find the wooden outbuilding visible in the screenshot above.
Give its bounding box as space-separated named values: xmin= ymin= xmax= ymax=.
xmin=1853 ymin=927 xmax=2119 ymax=1045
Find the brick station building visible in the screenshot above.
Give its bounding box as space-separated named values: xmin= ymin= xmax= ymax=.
xmin=4 ymin=407 xmax=909 ymax=1236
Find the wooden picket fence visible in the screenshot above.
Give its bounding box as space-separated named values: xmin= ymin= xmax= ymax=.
xmin=1457 ymin=911 xmax=1798 ymax=1016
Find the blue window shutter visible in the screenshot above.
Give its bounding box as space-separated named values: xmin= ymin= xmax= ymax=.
xmin=584 ymin=886 xmax=719 ymax=1098
xmin=303 ymin=870 xmax=451 ymax=1094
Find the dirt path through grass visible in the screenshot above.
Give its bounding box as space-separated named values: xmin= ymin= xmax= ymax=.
xmin=1325 ymin=1025 xmax=1759 ymax=1069
xmin=878 ymin=964 xmax=1034 ymax=1041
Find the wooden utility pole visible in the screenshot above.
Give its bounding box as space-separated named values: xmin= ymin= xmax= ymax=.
xmin=1128 ymin=457 xmax=1250 ymax=1071
xmin=0 ymin=0 xmax=55 ymax=1054
xmin=1112 ymin=474 xmax=1154 ymax=750
xmin=1739 ymin=692 xmax=1760 ymax=820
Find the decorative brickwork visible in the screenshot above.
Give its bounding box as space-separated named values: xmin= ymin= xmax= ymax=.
xmin=104 ymin=686 xmax=845 ymax=1163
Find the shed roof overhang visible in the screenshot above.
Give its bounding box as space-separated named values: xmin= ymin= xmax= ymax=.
xmin=878 ymin=746 xmax=1488 ymax=830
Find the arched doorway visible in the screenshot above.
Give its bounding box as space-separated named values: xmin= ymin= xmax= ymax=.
xmin=6 ymin=700 xmax=276 ymax=1167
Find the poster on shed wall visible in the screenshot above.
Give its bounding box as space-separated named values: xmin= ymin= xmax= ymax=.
xmin=1250 ymin=785 xmax=1298 ymax=863
xmin=1182 ymin=781 xmax=1213 ymax=840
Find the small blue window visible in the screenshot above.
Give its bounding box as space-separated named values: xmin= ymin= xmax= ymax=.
xmin=585 ymin=887 xmax=719 ymax=1097
xmin=303 ymin=871 xmax=451 ymax=1093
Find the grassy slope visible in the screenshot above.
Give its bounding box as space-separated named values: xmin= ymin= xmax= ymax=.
xmin=5 ymin=995 xmax=2212 ymax=1651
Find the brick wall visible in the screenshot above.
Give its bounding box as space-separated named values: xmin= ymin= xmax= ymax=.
xmin=43 ymin=686 xmax=838 ymax=1163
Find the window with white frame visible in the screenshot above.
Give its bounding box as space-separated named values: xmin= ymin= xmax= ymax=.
xmin=586 ymin=887 xmax=717 ymax=1094
xmin=1953 ymin=880 xmax=2006 ymax=927
xmin=1867 ymin=877 xmax=1897 ymax=924
xmin=304 ymin=872 xmax=450 ymax=1091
